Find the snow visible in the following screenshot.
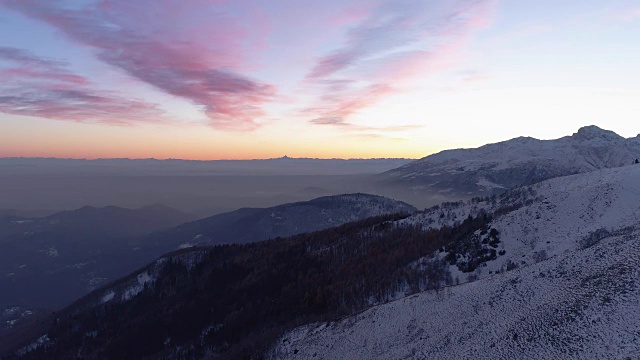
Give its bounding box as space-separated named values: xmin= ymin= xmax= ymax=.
xmin=17 ymin=334 xmax=51 ymax=356
xmin=99 ymin=268 xmax=159 ymax=304
xmin=48 ymin=248 xmax=59 ymax=257
xmin=481 ymin=165 xmax=640 ymax=276
xmin=415 ymin=126 xmax=637 ymax=172
xmin=121 ymin=271 xmax=153 ymax=301
xmin=270 ymin=164 xmax=640 ymax=359
xmin=86 ymin=274 xmax=107 ymax=288
xmin=270 ymin=231 xmax=640 ymax=359
xmin=98 ymin=250 xmax=209 ymax=305
xmin=11 ymin=220 xmax=33 ymax=224
xmin=386 ymin=126 xmax=640 ymax=195
xmin=476 ymin=177 xmax=506 ymax=189
xmin=6 ymin=319 xmax=18 ymax=328
xmin=398 ymin=164 xmax=640 ymax=283
xmin=101 ymin=291 xmax=115 ymax=304
xmin=3 ymin=307 xmax=21 ymax=317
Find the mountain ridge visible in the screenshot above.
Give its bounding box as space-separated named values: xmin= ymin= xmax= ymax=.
xmin=143 ymin=193 xmax=417 ymax=253
xmin=382 ymin=125 xmax=640 ymax=196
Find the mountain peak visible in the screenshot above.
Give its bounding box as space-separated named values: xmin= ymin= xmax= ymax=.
xmin=572 ymin=125 xmax=623 ymax=141
xmin=383 ymin=125 xmax=640 ymax=197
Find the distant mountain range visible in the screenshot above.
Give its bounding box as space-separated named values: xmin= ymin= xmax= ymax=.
xmin=381 ymin=125 xmax=640 ymax=196
xmin=0 ymin=157 xmax=413 ymax=176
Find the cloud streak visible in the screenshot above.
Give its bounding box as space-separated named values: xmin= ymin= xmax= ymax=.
xmin=0 ymin=47 xmax=88 ymax=86
xmin=0 ymin=47 xmax=163 ymax=124
xmin=0 ymin=0 xmax=494 ymax=132
xmin=2 ymin=0 xmax=276 ymax=131
xmin=304 ymin=0 xmax=495 ymax=127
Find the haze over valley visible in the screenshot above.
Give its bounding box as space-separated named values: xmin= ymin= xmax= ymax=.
xmin=0 ymin=157 xmax=416 ymax=218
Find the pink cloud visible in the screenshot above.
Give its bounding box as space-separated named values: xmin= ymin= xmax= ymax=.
xmin=303 ymin=0 xmax=496 ymax=127
xmin=0 ymin=47 xmax=164 ymax=125
xmin=307 ymin=83 xmax=394 ymax=126
xmin=0 ymin=47 xmax=89 ymax=87
xmin=2 ymin=0 xmax=276 ymax=131
xmin=0 ymin=0 xmax=497 ymax=131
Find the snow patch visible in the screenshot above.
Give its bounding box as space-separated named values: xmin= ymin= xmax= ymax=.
xmin=101 ymin=291 xmax=115 ymax=304
xmin=121 ymin=271 xmax=154 ymax=301
xmin=17 ymin=334 xmax=51 ymax=356
xmin=476 ymin=177 xmax=506 ymax=189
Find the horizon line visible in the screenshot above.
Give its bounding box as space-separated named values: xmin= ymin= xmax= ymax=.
xmin=0 ymin=156 xmax=419 ymax=162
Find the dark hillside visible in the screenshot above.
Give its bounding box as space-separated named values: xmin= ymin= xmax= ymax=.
xmin=8 ymin=209 xmax=504 ymax=360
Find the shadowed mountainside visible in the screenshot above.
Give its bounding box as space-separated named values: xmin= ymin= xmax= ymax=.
xmin=140 ymin=193 xmax=417 ymax=254
xmin=0 ymin=193 xmax=415 ymax=348
xmin=0 ymin=204 xmax=195 ymax=310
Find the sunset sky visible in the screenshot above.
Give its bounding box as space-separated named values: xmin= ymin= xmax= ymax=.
xmin=1 ymin=0 xmax=639 ymax=160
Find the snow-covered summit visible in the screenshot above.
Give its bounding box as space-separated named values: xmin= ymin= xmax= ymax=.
xmin=572 ymin=124 xmax=624 ymax=141
xmin=382 ymin=125 xmax=640 ymax=196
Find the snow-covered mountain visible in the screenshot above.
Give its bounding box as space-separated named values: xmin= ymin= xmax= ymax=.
xmin=270 ymin=163 xmax=640 ymax=359
xmin=270 ymin=229 xmax=639 ymax=359
xmin=382 ymin=125 xmax=640 ymax=196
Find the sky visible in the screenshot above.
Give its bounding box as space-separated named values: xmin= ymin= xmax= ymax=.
xmin=0 ymin=0 xmax=639 ymax=160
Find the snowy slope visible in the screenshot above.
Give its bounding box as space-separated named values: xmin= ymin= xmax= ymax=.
xmin=383 ymin=125 xmax=640 ymax=196
xmin=270 ymin=230 xmax=640 ymax=359
xmin=270 ymin=164 xmax=640 ymax=359
xmin=399 ymin=164 xmax=640 ymax=279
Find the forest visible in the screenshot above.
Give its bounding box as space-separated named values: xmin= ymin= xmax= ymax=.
xmin=12 ymin=210 xmax=503 ymax=360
